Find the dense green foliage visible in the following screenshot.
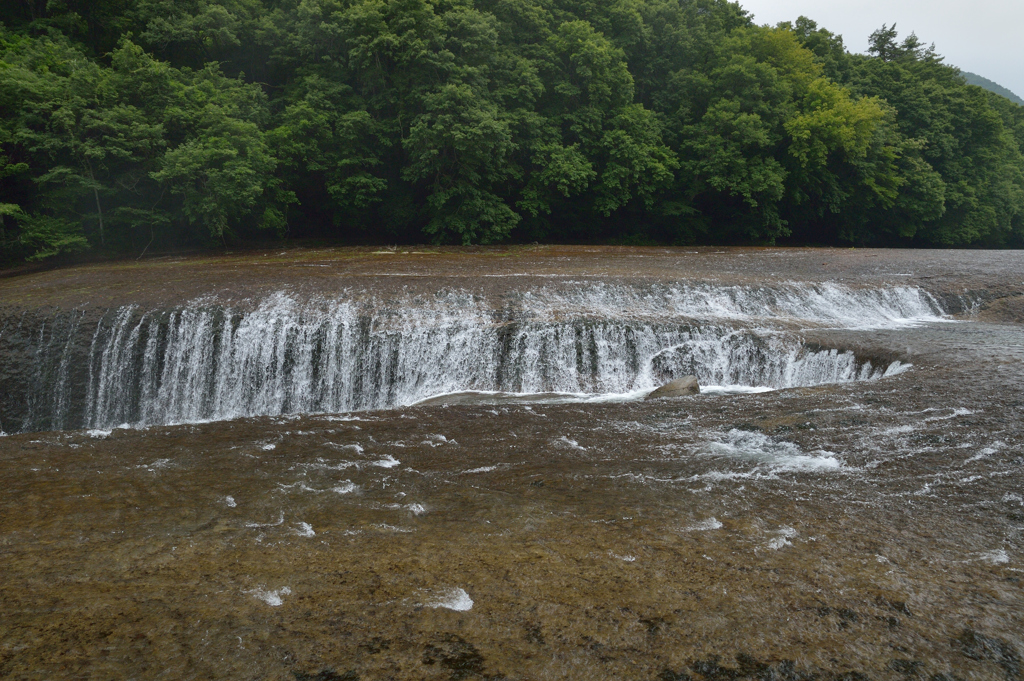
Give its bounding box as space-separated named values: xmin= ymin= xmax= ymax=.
xmin=1 ymin=2 xmax=1022 ymax=261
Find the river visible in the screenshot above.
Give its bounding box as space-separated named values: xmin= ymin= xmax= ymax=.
xmin=1 ymin=246 xmax=1022 ymax=679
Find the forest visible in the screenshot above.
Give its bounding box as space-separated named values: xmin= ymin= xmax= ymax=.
xmin=1 ymin=0 xmax=1023 ymax=262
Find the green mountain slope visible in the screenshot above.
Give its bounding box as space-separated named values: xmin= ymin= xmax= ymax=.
xmin=962 ymin=71 xmax=1024 ymax=106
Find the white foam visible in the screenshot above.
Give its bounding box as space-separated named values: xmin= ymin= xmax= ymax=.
xmin=294 ymin=522 xmax=315 ymax=537
xmin=86 ymin=429 xmax=112 ymax=438
xmin=137 ymin=458 xmax=173 ymax=470
xmin=966 ymin=450 xmax=994 ymax=463
xmin=883 ymin=361 xmax=913 ymax=377
xmin=375 ymin=523 xmax=413 ymax=533
xmin=277 ymin=481 xmax=320 ymax=493
xmin=768 ymin=526 xmax=798 ymax=550
xmin=881 ymin=424 xmax=916 ymax=436
xmin=332 ymin=482 xmax=357 ymax=494
xmin=703 ymin=430 xmax=843 ymax=472
xmin=413 ymin=388 xmax=652 ymax=408
xmin=329 ymin=443 xmax=364 ymax=454
xmin=372 ymin=455 xmax=401 ymax=468
xmin=923 ymin=408 xmax=974 ymax=422
xmin=978 ymin=550 xmax=1010 ymax=565
xmin=261 ymin=443 xmax=277 ymax=451
xmin=966 ymin=442 xmax=1002 ymax=463
xmin=249 ymin=586 xmax=291 ymax=606
xmin=689 ymin=470 xmax=760 ymax=483
xmin=687 ymin=517 xmax=723 ymax=531
xmin=302 ymin=458 xmax=359 ymax=471
xmin=577 ymin=388 xmax=653 ymax=403
xmin=427 ymin=588 xmax=474 ymax=611
xmin=700 ymin=385 xmax=775 ymax=395
xmin=463 ymin=466 xmax=497 ymax=474
xmin=225 ymin=495 xmax=237 ymax=508
xmin=522 ymin=281 xmax=947 ymax=329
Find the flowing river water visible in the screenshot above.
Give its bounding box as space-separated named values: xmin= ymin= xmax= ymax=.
xmin=1 ymin=246 xmax=1022 ymax=680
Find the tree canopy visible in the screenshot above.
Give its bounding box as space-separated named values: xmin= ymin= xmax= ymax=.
xmin=1 ymin=2 xmax=1022 ymax=262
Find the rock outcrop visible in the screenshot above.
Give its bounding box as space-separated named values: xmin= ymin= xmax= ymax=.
xmin=645 ymin=375 xmax=700 ymax=400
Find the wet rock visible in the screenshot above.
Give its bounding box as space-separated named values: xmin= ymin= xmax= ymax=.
xmin=358 ymin=637 xmax=390 ymax=654
xmin=293 ymin=670 xmax=358 ymax=681
xmin=645 ymin=375 xmax=700 ymax=400
xmin=978 ymin=293 xmax=1024 ymax=324
xmin=663 ymin=654 xmax=868 ymax=681
xmin=524 ymin=624 xmax=545 ymax=645
xmin=877 ymin=615 xmax=902 ymax=629
xmin=888 ymin=658 xmax=924 ymax=676
xmin=422 ymin=635 xmax=487 ymax=680
xmin=953 ymin=629 xmax=1022 ymax=679
xmin=876 ymin=596 xmax=913 ymax=616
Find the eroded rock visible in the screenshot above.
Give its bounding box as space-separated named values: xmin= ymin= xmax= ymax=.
xmin=646 ymin=375 xmax=700 ymax=400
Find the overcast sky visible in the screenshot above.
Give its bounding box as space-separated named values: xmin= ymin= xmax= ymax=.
xmin=737 ymin=0 xmax=1024 ymax=99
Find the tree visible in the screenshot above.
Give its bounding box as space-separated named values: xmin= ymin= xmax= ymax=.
xmin=152 ymin=62 xmax=282 ymax=240
xmin=849 ymin=26 xmax=1024 ymax=245
xmin=2 ymin=0 xmax=1023 ymax=261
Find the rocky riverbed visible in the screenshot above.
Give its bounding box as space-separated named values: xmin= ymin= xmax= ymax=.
xmin=1 ymin=247 xmax=1022 ymax=680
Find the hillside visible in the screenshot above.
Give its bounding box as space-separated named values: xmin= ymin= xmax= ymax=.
xmin=962 ymin=71 xmax=1024 ymax=106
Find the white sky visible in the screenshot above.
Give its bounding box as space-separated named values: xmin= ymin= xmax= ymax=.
xmin=737 ymin=0 xmax=1024 ymax=99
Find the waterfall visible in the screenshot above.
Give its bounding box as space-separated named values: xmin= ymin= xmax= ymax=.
xmin=1 ymin=283 xmax=947 ymax=432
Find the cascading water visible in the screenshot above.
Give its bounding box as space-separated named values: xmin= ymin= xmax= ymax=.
xmin=1 ymin=283 xmax=947 ymax=432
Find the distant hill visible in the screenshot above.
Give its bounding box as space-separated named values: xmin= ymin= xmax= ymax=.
xmin=962 ymin=71 xmax=1024 ymax=106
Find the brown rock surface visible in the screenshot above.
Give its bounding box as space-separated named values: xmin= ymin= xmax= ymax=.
xmin=645 ymin=375 xmax=700 ymax=399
